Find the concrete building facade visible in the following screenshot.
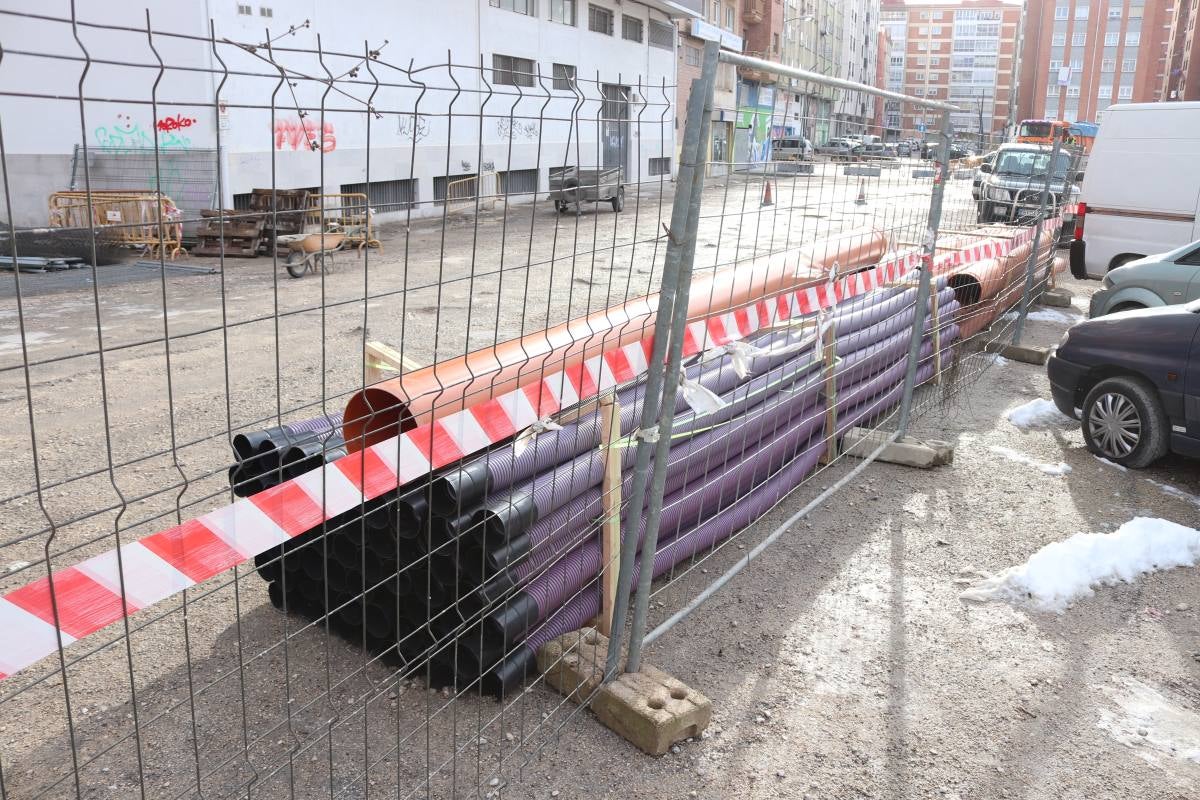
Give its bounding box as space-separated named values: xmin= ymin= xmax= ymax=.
xmin=675 ymin=0 xmax=744 ymax=174
xmin=1017 ymin=0 xmax=1173 ymax=125
xmin=1163 ymin=0 xmax=1200 ymax=100
xmin=0 ymin=0 xmax=693 ymax=227
xmin=881 ymin=0 xmax=1022 ymax=145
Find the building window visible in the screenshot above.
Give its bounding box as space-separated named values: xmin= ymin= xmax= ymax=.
xmin=1052 ymin=33 xmax=1066 ymax=46
xmin=1125 ymin=32 xmax=1140 ymax=46
xmin=930 ymin=56 xmax=941 ymax=65
xmin=1098 ymin=84 xmax=1112 ymax=97
xmin=916 ymin=41 xmax=928 ymax=50
xmin=622 ymin=15 xmax=643 ymax=42
xmin=1101 ymin=58 xmax=1114 ymax=72
xmin=493 ymin=54 xmax=536 ymax=87
xmin=919 ymin=25 xmax=928 ymax=34
xmin=1121 ymin=58 xmax=1136 ymax=71
xmin=684 ymin=45 xmax=700 ymax=66
xmin=1118 ymin=85 xmax=1132 ymax=99
xmin=1054 ymin=5 xmax=1068 ymax=19
xmin=725 ymin=6 xmax=734 ymax=29
xmin=1108 ymin=8 xmax=1122 ymax=18
xmin=550 ymin=0 xmax=576 ymax=25
xmin=1075 ymin=6 xmax=1088 ymax=18
xmin=1071 ymin=58 xmax=1082 ymax=70
xmin=915 ymin=72 xmax=926 ymax=81
xmin=648 ymin=19 xmax=674 ymax=50
xmin=552 ymin=62 xmax=576 ymax=90
xmin=1072 ymin=32 xmax=1086 ymax=46
xmin=588 ymin=4 xmax=613 ymax=35
xmin=1067 ymin=86 xmax=1080 ymax=97
xmin=711 ymin=0 xmax=719 ymax=22
xmin=490 ymin=0 xmax=536 ymax=14
xmin=931 ymin=25 xmax=942 ymax=34
xmin=237 ymin=3 xmax=252 ymax=14
xmin=932 ymin=10 xmax=943 ymax=19
xmin=1047 ymin=83 xmax=1058 ymax=97
xmin=772 ymin=32 xmax=779 ymax=53
xmin=648 ymin=157 xmax=671 ymax=176
xmin=1049 ymin=59 xmax=1062 ymax=71
xmin=920 ymin=11 xmax=929 ymax=19
xmin=1104 ymin=32 xmax=1119 ymax=46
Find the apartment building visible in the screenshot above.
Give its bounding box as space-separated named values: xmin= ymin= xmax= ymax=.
xmin=1163 ymin=0 xmax=1200 ymax=100
xmin=1017 ymin=0 xmax=1173 ymax=125
xmin=675 ymin=0 xmax=744 ymax=173
xmin=880 ymin=0 xmax=1022 ymax=143
xmin=0 ymin=0 xmax=692 ymax=226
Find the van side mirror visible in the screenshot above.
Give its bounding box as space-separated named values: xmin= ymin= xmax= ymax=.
xmin=979 ymin=163 xmax=992 ymax=174
xmin=1075 ymin=171 xmax=1085 ymax=183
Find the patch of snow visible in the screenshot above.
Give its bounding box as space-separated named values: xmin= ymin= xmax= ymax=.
xmin=1097 ymin=677 xmax=1200 ymax=773
xmin=6 ymin=560 xmax=30 ymax=573
xmin=961 ymin=517 xmax=1200 ymax=613
xmin=1005 ymin=398 xmax=1074 ymax=430
xmin=988 ymin=445 xmax=1072 ymax=476
xmin=1093 ymin=455 xmax=1129 ymax=472
xmin=989 ymin=353 xmax=1009 ymax=367
xmin=1147 ymin=480 xmax=1200 ymax=511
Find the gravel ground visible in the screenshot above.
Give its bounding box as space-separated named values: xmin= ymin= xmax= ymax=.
xmin=2 ymin=169 xmax=1197 ymax=799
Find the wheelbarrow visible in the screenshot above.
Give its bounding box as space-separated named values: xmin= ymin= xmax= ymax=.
xmin=278 ymin=231 xmax=346 ymax=278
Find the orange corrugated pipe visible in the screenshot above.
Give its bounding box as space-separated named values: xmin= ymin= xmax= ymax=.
xmin=342 ymin=228 xmax=888 ymax=450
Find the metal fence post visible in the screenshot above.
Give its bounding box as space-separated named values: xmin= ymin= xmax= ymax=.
xmin=1011 ymin=135 xmax=1063 ymax=345
xmin=603 ymin=40 xmax=721 ymax=678
xmin=621 ymin=42 xmax=720 ymax=676
xmin=897 ymin=109 xmax=952 ymax=436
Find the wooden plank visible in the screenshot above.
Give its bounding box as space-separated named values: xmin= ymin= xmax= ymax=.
xmin=596 ymin=393 xmax=622 ymax=638
xmin=930 ymin=287 xmax=942 ymax=384
xmin=364 ymin=340 xmax=421 ymax=385
xmin=819 ymin=318 xmax=838 ymax=465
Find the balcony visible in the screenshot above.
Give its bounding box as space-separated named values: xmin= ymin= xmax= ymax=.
xmin=738 ymin=49 xmax=778 ymax=84
xmin=744 ymin=0 xmax=765 ymax=24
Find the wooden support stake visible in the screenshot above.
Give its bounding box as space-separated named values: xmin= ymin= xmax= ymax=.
xmin=819 ymin=318 xmax=839 ymax=465
xmin=596 ymin=393 xmax=623 ymax=637
xmin=930 ymin=287 xmax=942 ymax=384
xmin=364 ymin=339 xmax=419 ymax=385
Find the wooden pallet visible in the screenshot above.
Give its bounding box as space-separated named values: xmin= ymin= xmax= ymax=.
xmin=192 ymin=235 xmax=261 ymax=257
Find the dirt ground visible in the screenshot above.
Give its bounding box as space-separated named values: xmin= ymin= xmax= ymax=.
xmin=1 ymin=168 xmax=1197 ymax=799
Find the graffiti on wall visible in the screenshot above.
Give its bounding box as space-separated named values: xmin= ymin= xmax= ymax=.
xmin=397 ymin=114 xmax=430 ymax=143
xmin=93 ymin=112 xmax=196 ymax=149
xmin=496 ymin=118 xmax=540 ymax=141
xmin=273 ymin=117 xmax=337 ymax=152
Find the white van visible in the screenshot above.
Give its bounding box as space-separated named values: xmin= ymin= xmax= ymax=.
xmin=1070 ymin=101 xmax=1200 ymax=279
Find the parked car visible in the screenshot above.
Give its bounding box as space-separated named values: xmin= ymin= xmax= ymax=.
xmin=851 ymin=142 xmax=886 ymax=159
xmin=1047 ymin=300 xmax=1200 ymax=467
xmin=1070 ymin=101 xmax=1200 ymax=280
xmin=816 ymin=138 xmax=854 ymax=159
xmin=772 ymin=137 xmax=812 ymax=161
xmin=1087 ymin=240 xmax=1200 ymax=316
xmin=896 ymin=142 xmax=912 ymax=157
xmin=976 ymin=142 xmax=1079 ymax=243
xmin=971 ymin=150 xmax=997 ymax=201
xmin=949 ymin=143 xmax=974 ymax=159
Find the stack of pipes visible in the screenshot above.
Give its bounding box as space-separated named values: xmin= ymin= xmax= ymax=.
xmin=229 ymin=413 xmax=346 ymax=497
xmin=236 ymin=255 xmax=963 ymax=696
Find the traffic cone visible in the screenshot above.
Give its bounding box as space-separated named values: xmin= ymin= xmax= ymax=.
xmin=855 ymin=178 xmax=867 ymax=206
xmin=761 ymin=180 xmax=774 ymax=207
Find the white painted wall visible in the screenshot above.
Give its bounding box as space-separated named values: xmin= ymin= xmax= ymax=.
xmin=0 ymin=0 xmax=682 ymax=225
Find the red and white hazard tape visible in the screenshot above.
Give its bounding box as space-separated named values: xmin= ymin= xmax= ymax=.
xmin=0 ymin=222 xmax=1058 ymax=680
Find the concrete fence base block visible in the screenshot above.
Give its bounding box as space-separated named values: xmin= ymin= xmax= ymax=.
xmin=984 ymin=340 xmax=1051 ymax=365
xmin=776 ymin=162 xmax=815 ymax=175
xmin=538 ymin=627 xmax=712 ymax=755
xmin=952 ymin=168 xmax=974 ymax=179
xmin=1038 ymin=287 xmax=1074 ymax=308
xmin=911 ymin=168 xmax=936 ymax=178
xmin=844 ymin=165 xmax=882 ymax=177
xmin=841 ymin=428 xmax=954 ymax=468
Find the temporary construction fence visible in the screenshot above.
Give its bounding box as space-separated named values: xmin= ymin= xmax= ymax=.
xmin=0 ymin=13 xmax=1076 ymax=800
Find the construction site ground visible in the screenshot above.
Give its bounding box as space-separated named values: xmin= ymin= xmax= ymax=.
xmin=0 ymin=167 xmax=1197 ymax=799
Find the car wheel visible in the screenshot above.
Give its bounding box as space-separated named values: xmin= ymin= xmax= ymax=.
xmin=1109 ymin=301 xmax=1146 ymax=314
xmin=1081 ymin=376 xmax=1170 ymax=469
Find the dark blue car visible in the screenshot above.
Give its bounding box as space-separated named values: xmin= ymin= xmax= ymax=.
xmin=1047 ymin=299 xmax=1200 ymax=468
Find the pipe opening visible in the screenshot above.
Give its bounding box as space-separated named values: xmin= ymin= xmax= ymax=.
xmin=342 ymin=389 xmax=416 ymax=452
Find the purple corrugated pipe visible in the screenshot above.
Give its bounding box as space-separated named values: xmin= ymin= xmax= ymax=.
xmin=430 ymin=283 xmax=922 ymax=514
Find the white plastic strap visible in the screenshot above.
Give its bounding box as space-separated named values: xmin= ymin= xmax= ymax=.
xmin=679 ymin=372 xmax=728 ymax=415
xmin=528 ymin=417 xmax=563 ymax=435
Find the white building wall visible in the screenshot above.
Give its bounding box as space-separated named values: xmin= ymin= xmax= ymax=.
xmin=0 ymin=0 xmax=682 ymax=226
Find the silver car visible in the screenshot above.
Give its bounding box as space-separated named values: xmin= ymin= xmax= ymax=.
xmin=977 ymin=143 xmax=1079 ymax=244
xmin=1088 ymin=240 xmax=1200 ymax=317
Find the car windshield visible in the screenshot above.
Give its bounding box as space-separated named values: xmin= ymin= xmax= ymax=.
xmin=995 ymin=150 xmax=1071 ymax=179
xmin=1019 ymin=121 xmax=1053 ymax=138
